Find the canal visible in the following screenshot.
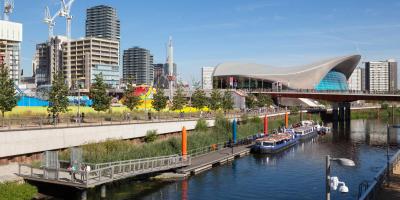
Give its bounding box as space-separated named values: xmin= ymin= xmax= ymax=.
xmin=53 ymin=119 xmax=399 ymax=200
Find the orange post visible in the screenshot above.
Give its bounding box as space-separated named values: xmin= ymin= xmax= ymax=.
xmin=285 ymin=112 xmax=289 ymax=128
xmin=264 ymin=114 xmax=268 ymax=135
xmin=182 ymin=126 xmax=187 ymax=159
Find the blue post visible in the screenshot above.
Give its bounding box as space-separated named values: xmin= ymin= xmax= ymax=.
xmin=232 ymin=119 xmax=237 ymax=144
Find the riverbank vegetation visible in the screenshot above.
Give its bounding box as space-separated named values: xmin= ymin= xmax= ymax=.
xmin=60 ymin=113 xmax=321 ymax=163
xmin=0 ymin=182 xmax=37 ymax=200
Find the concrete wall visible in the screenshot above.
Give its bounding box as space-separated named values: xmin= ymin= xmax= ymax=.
xmin=0 ymin=119 xmax=215 ymax=158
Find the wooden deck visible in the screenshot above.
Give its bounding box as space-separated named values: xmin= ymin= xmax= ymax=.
xmin=178 ymin=144 xmax=252 ymax=174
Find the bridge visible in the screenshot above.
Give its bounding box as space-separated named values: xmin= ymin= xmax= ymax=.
xmin=18 ymin=155 xmax=190 ymax=189
xmin=248 ymin=90 xmax=400 ymax=102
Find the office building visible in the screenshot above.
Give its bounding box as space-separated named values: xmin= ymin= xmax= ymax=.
xmin=123 ymin=47 xmax=154 ymax=85
xmin=202 ymin=67 xmax=214 ymax=90
xmin=213 ymin=55 xmax=361 ymax=90
xmin=153 ymin=63 xmax=166 ymax=88
xmin=33 ymin=36 xmax=67 ymax=86
xmin=348 ymin=67 xmax=363 ymax=91
xmin=86 ymin=5 xmax=120 ymax=41
xmin=0 ymin=20 xmax=22 ymax=83
xmin=63 ymin=37 xmax=120 ymax=89
xmin=365 ymin=59 xmax=397 ymax=92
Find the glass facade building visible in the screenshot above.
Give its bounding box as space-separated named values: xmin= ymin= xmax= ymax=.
xmin=314 ymin=71 xmax=348 ymax=91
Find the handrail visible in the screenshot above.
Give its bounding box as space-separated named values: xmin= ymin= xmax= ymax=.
xmin=358 ymin=150 xmax=400 ymax=200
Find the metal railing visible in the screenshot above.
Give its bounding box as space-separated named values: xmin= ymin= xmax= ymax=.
xmin=358 ymin=150 xmax=400 ymax=200
xmin=246 ymin=88 xmax=400 ymax=95
xmin=0 ymin=110 xmax=284 ymax=132
xmin=18 ymin=154 xmax=190 ymax=188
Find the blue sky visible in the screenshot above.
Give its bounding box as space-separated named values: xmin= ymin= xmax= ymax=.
xmin=8 ymin=0 xmax=400 ymax=83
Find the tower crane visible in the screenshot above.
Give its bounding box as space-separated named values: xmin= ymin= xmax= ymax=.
xmin=59 ymin=0 xmax=75 ymax=88
xmin=43 ymin=6 xmax=61 ymax=38
xmin=3 ymin=0 xmax=14 ymax=21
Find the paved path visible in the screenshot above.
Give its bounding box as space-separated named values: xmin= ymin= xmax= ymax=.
xmin=0 ymin=163 xmax=24 ymax=183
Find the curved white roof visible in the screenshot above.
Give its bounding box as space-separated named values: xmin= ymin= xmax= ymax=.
xmin=213 ymin=55 xmax=361 ymax=89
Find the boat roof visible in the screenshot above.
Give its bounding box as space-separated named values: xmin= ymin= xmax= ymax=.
xmin=256 ymin=133 xmax=292 ymax=143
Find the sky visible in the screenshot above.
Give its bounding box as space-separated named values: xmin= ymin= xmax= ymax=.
xmin=6 ymin=0 xmax=400 ymax=84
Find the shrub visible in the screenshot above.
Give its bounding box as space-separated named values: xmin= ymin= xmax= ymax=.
xmin=240 ymin=113 xmax=249 ymax=124
xmin=0 ymin=182 xmax=38 ymax=200
xmin=214 ymin=113 xmax=231 ymax=138
xmin=144 ymin=130 xmax=158 ymax=143
xmin=195 ymin=118 xmax=208 ymax=132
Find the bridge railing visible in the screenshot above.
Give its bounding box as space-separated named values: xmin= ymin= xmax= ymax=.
xmin=246 ymin=88 xmax=400 ymax=95
xmin=18 ymin=154 xmax=191 ymax=187
xmin=358 ymin=149 xmax=400 ymax=200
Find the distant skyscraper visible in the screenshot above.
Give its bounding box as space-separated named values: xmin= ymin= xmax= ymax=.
xmin=166 ymin=37 xmax=175 ymax=99
xmin=202 ymin=67 xmax=214 ymax=90
xmin=348 ymin=67 xmax=362 ymax=91
xmin=0 ymin=20 xmax=22 ymax=84
xmin=123 ymin=47 xmax=154 ymax=85
xmin=365 ymin=59 xmax=397 ymax=92
xmin=86 ymin=5 xmax=120 ymax=41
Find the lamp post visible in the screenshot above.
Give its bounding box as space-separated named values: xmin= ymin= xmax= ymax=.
xmin=325 ymin=155 xmax=355 ymax=200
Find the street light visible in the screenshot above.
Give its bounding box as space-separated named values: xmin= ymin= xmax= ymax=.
xmin=326 ymin=155 xmax=355 ymax=200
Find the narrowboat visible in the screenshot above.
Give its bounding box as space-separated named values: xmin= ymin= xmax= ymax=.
xmin=251 ymin=133 xmax=298 ymax=154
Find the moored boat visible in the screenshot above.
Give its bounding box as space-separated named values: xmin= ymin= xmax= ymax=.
xmin=251 ymin=133 xmax=298 ymax=154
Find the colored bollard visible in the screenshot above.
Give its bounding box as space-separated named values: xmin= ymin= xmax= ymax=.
xmin=264 ymin=115 xmax=268 ymax=136
xmin=182 ymin=126 xmax=187 ymax=159
xmin=232 ymin=119 xmax=237 ymax=144
xmin=285 ymin=112 xmax=289 ymax=128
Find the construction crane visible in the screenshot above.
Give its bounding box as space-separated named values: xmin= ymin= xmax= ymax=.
xmin=59 ymin=0 xmax=75 ymax=89
xmin=3 ymin=0 xmax=14 ymax=21
xmin=43 ymin=6 xmax=61 ymax=38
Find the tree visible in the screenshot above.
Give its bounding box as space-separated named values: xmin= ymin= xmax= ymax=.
xmin=245 ymin=94 xmax=257 ymax=109
xmin=209 ymin=89 xmax=222 ymax=111
xmin=47 ymin=71 xmax=69 ymax=118
xmin=191 ymin=88 xmax=207 ymax=110
xmin=90 ymin=74 xmax=111 ymax=112
xmin=172 ymin=86 xmax=187 ymax=111
xmin=222 ymin=90 xmax=234 ymax=111
xmin=123 ymin=83 xmax=141 ymax=111
xmin=152 ymin=88 xmax=168 ymax=112
xmin=257 ymin=94 xmax=273 ymax=108
xmin=0 ymin=64 xmax=18 ymax=118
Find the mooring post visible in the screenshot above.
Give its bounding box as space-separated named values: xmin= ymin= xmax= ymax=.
xmin=264 ymin=114 xmax=268 ymax=136
xmin=232 ymin=119 xmax=237 ymax=144
xmin=285 ymin=112 xmax=289 ymax=128
xmin=101 ymin=185 xmax=106 ymax=198
xmin=182 ymin=126 xmax=187 ymax=160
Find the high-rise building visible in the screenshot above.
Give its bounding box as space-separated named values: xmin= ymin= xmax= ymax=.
xmin=153 ymin=63 xmax=166 ymax=88
xmin=123 ymin=47 xmax=154 ymax=85
xmin=63 ymin=37 xmax=120 ymax=89
xmin=34 ymin=36 xmax=67 ymax=86
xmin=0 ymin=20 xmax=22 ymax=84
xmin=86 ymin=5 xmax=120 ymax=41
xmin=365 ymin=59 xmax=397 ymax=92
xmin=388 ymin=59 xmax=397 ymax=92
xmin=348 ymin=67 xmax=363 ymax=91
xmin=202 ymin=67 xmax=214 ymax=90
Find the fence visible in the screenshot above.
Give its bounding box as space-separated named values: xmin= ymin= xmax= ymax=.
xmin=358 ymin=149 xmax=400 ymax=200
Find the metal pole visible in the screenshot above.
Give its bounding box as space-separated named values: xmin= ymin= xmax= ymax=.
xmin=326 ymin=155 xmax=331 ymax=200
xmin=387 ymin=125 xmax=390 ymax=186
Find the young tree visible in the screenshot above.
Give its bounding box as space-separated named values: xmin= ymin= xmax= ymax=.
xmin=257 ymin=94 xmax=273 ymax=108
xmin=0 ymin=64 xmax=18 ymax=118
xmin=152 ymin=88 xmax=168 ymax=112
xmin=123 ymin=83 xmax=140 ymax=111
xmin=245 ymin=94 xmax=257 ymax=109
xmin=90 ymin=74 xmax=111 ymax=112
xmin=222 ymin=90 xmax=234 ymax=111
xmin=172 ymin=86 xmax=187 ymax=111
xmin=209 ymin=89 xmax=222 ymax=111
xmin=47 ymin=71 xmax=69 ymax=119
xmin=191 ymin=88 xmax=207 ymax=110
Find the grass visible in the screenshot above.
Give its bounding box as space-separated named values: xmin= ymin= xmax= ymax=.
xmin=60 ymin=113 xmax=320 ymax=164
xmin=0 ymin=182 xmax=38 ymax=200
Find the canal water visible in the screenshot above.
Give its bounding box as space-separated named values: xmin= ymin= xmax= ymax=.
xmin=62 ymin=119 xmax=399 ymax=200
